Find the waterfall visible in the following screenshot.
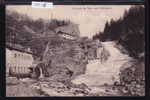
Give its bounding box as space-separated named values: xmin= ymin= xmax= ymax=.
xmin=72 ymin=41 xmax=131 ymax=86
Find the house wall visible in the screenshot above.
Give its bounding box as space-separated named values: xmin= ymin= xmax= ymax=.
xmin=58 ymin=33 xmax=75 ymax=40
xmin=96 ymin=47 xmax=103 ymax=59
xmin=6 ymin=48 xmax=34 ymax=75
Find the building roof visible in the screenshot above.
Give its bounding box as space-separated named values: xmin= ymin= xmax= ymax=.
xmin=55 ymin=24 xmax=80 ymax=37
xmin=6 ymin=42 xmax=34 ymax=55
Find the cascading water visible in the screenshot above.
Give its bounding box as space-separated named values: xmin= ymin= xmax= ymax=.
xmin=72 ymin=41 xmax=131 ymax=87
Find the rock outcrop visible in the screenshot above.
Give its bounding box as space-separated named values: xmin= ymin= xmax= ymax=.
xmin=119 ymin=56 xmax=145 ymax=96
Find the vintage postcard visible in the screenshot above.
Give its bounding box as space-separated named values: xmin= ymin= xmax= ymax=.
xmin=6 ymin=5 xmax=145 ymax=96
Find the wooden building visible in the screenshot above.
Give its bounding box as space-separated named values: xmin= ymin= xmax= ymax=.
xmin=79 ymin=38 xmax=103 ymax=60
xmin=6 ymin=43 xmax=34 ymax=76
xmin=55 ymin=24 xmax=80 ymax=40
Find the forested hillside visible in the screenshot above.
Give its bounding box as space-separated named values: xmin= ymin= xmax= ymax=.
xmin=6 ymin=10 xmax=73 ymax=57
xmin=93 ymin=6 xmax=145 ymax=59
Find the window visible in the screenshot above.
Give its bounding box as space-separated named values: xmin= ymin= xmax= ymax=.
xmin=14 ymin=53 xmax=17 ymax=58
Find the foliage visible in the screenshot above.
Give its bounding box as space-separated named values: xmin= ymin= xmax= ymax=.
xmin=6 ymin=10 xmax=73 ymax=57
xmin=93 ymin=6 xmax=145 ymax=59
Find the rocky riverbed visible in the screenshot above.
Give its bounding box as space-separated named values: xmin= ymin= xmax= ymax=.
xmin=6 ymin=77 xmax=124 ymax=97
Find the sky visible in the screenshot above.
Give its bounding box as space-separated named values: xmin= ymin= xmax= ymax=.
xmin=7 ymin=5 xmax=132 ymax=38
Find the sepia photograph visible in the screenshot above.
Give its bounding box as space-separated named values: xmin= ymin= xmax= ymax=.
xmin=6 ymin=5 xmax=145 ymax=97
